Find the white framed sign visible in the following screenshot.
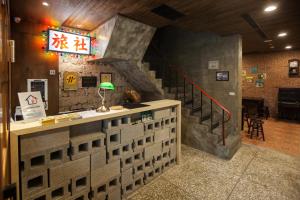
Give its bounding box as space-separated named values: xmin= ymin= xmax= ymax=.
xmin=18 ymin=92 xmax=46 ymax=120
xmin=208 ymin=60 xmax=219 ymax=70
xmin=27 ymin=79 xmax=48 ymax=110
xmin=48 ymin=29 xmax=91 ymax=55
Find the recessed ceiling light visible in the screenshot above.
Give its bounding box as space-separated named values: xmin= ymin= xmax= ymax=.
xmin=264 ymin=39 xmax=272 ymax=43
xmin=42 ymin=2 xmax=49 ymax=7
xmin=285 ymin=45 xmax=292 ymax=49
xmin=264 ymin=5 xmax=277 ymax=12
xmin=278 ymin=32 xmax=287 ymax=37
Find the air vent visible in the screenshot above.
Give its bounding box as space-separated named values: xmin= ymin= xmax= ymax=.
xmin=241 ymin=14 xmax=268 ymax=40
xmin=151 ymin=4 xmax=185 ymax=21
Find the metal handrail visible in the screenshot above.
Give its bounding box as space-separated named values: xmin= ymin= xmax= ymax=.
xmin=168 ymin=65 xmax=232 ymax=145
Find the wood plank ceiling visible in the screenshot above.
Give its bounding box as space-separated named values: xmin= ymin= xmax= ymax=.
xmin=10 ymin=0 xmax=300 ymax=53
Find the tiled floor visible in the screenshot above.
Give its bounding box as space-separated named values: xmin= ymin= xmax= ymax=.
xmin=128 ymin=144 xmax=300 ymax=200
xmin=242 ymin=118 xmax=300 ymax=156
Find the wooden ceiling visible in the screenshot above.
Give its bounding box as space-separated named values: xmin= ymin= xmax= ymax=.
xmin=10 ymin=0 xmax=300 ymax=53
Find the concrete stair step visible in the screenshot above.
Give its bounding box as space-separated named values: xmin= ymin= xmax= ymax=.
xmin=216 ymin=134 xmax=241 ymax=159
xmin=140 ymin=62 xmax=150 ymax=71
xmin=147 ymin=70 xmax=156 ymax=79
xmin=166 ymin=87 xmax=185 ymax=93
xmin=202 ymin=119 xmax=220 ymax=130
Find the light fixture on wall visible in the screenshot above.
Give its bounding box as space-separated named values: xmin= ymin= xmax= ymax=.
xmin=264 ymin=39 xmax=272 ymax=43
xmin=42 ymin=2 xmax=49 ymax=7
xmin=264 ymin=5 xmax=277 ymax=12
xmin=285 ymin=45 xmax=292 ymax=50
xmin=278 ymin=32 xmax=287 ymax=37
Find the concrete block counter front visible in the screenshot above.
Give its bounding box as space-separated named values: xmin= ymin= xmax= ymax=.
xmin=9 ymin=100 xmax=181 ymax=200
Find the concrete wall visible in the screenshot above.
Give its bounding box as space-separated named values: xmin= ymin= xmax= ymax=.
xmin=146 ymin=27 xmax=242 ymax=136
xmin=91 ymin=15 xmax=156 ymax=62
xmin=243 ymin=50 xmax=300 ymax=116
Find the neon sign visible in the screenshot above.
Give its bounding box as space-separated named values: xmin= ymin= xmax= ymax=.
xmin=48 ymin=29 xmax=91 ymax=55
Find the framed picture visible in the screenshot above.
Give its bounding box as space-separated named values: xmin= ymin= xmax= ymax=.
xmin=63 ymin=72 xmax=79 ymax=91
xmin=216 ymin=71 xmax=229 ymax=81
xmin=250 ymin=66 xmax=258 ymax=74
xmin=288 ymin=59 xmax=299 ymax=77
xmin=82 ymin=76 xmax=97 ymax=87
xmin=100 ymin=72 xmax=112 ymax=83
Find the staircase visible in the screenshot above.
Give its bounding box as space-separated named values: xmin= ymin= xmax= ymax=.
xmin=140 ymin=62 xmax=241 ymax=159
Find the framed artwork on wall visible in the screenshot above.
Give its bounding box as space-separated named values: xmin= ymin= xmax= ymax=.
xmin=82 ymin=76 xmax=97 ymax=87
xmin=63 ymin=72 xmax=79 ymax=91
xmin=216 ymin=71 xmax=229 ymax=81
xmin=100 ymin=72 xmax=113 ymax=83
xmin=288 ymin=59 xmax=299 ymax=77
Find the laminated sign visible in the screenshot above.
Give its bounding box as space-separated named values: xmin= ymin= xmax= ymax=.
xmin=64 ymin=72 xmax=78 ymax=90
xmin=18 ymin=91 xmax=46 ymax=120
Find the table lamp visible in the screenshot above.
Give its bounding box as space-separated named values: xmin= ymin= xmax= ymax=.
xmin=96 ymin=82 xmax=115 ymax=112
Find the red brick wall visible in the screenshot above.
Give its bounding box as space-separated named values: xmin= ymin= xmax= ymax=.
xmin=242 ymin=50 xmax=300 ymax=117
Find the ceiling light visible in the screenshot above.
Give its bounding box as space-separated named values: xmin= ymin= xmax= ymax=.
xmin=278 ymin=32 xmax=287 ymax=37
xmin=264 ymin=5 xmax=277 ymax=12
xmin=76 ymin=24 xmax=82 ymax=28
xmin=42 ymin=2 xmax=49 ymax=6
xmin=264 ymin=39 xmax=272 ymax=43
xmin=285 ymin=45 xmax=292 ymax=49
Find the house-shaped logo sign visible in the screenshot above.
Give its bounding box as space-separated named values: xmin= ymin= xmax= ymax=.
xmin=25 ymin=95 xmax=38 ymax=105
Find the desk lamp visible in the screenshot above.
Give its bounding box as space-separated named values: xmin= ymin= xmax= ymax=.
xmin=96 ymin=82 xmax=115 ymax=112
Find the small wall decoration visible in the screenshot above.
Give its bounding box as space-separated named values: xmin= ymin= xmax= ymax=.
xmin=288 ymin=59 xmax=299 ymax=77
xmin=250 ymin=66 xmax=258 ymax=74
xmin=208 ymin=60 xmax=219 ymax=70
xmin=216 ymin=71 xmax=229 ymax=81
xmin=255 ymin=79 xmax=264 ymax=88
xmin=100 ymin=72 xmax=113 ymax=83
xmin=64 ymin=72 xmax=79 ymax=90
xmin=242 ymin=70 xmax=247 ymax=77
xmin=245 ymin=76 xmax=254 ymax=83
xmin=82 ymin=76 xmax=97 ymax=87
xmin=257 ymin=73 xmax=265 ymax=80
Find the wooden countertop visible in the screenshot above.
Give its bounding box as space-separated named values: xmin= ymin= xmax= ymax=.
xmin=10 ymin=99 xmax=181 ymax=136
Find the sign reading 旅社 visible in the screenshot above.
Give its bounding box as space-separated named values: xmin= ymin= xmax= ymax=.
xmin=48 ymin=29 xmax=91 ymax=55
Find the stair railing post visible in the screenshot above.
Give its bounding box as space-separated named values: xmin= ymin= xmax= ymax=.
xmin=222 ymin=110 xmax=225 ymax=145
xmin=183 ymin=78 xmax=186 ymax=104
xmin=191 ymin=84 xmax=194 ymax=108
xmin=210 ymin=99 xmax=213 ymax=132
xmin=176 ymin=71 xmax=178 ymax=99
xmin=168 ymin=66 xmax=171 ymax=93
xmin=200 ymin=92 xmax=203 ymax=122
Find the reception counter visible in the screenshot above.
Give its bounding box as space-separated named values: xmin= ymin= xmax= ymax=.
xmin=10 ymin=99 xmax=181 ymax=200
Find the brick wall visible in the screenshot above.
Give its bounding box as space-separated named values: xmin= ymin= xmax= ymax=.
xmin=59 ymin=56 xmax=133 ymax=112
xmin=242 ymin=50 xmax=300 ymax=117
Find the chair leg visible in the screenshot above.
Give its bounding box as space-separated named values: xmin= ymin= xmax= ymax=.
xmin=248 ymin=120 xmax=252 ymax=135
xmin=261 ymin=124 xmax=265 ymax=141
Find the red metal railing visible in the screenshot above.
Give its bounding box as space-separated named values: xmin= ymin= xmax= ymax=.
xmin=167 ymin=65 xmax=232 ymax=145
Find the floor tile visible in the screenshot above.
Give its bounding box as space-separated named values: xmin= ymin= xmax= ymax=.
xmin=128 ymin=176 xmax=195 ymax=200
xmin=228 ymin=178 xmax=293 ymax=200
xmin=243 ymin=157 xmax=300 ymax=200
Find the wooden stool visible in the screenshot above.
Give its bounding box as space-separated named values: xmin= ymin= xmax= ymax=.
xmin=249 ymin=118 xmax=265 ymax=141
